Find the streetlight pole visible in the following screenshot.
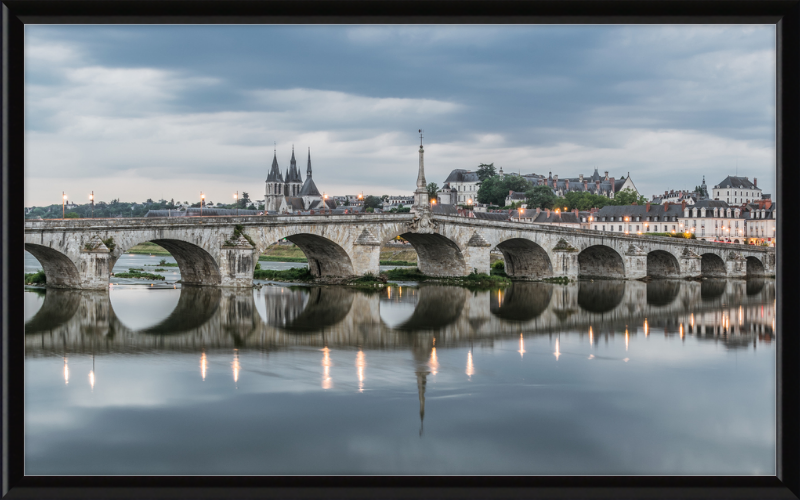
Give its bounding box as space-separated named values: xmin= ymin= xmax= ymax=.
xmin=201 ymin=192 xmax=205 ymax=216
xmin=90 ymin=191 xmax=94 ymax=218
xmin=234 ymin=191 xmax=238 ymax=216
xmin=62 ymin=192 xmax=67 ymax=219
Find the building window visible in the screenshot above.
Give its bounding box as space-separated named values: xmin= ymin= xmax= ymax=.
xmin=619 ymin=225 xmax=622 ymax=231
xmin=594 ymin=225 xmax=598 ymax=230
xmin=602 ymin=225 xmax=606 ymax=231
xmin=636 ymin=225 xmax=639 ymax=231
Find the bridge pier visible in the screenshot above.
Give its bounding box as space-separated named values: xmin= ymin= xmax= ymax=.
xmin=551 ymin=240 xmax=580 ymax=280
xmin=219 ymin=236 xmax=258 ymax=287
xmin=679 ymin=248 xmax=703 ymax=279
xmin=623 ymin=245 xmax=648 ymax=280
xmin=78 ymin=236 xmax=113 ymax=290
xmin=353 ymin=229 xmax=382 ymax=276
xmin=464 ymin=233 xmax=492 ymax=275
xmin=726 ymin=253 xmax=748 ymax=278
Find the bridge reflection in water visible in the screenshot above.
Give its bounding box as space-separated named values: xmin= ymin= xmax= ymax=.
xmin=25 ymin=279 xmax=775 ymax=435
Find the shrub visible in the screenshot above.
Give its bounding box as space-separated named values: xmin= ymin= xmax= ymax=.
xmin=253 ymin=267 xmax=312 ymax=281
xmin=492 ymin=260 xmax=505 ymax=270
xmin=25 ymin=270 xmax=46 ymax=285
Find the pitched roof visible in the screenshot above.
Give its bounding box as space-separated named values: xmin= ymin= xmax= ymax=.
xmin=473 ymin=211 xmax=509 ymax=221
xmin=432 ymin=203 xmax=459 ymax=215
xmin=714 ymin=176 xmax=759 ymax=190
xmin=443 ymin=169 xmax=481 ymax=183
xmin=299 ymin=176 xmax=321 ymax=197
xmin=532 ymin=211 xmax=579 ymax=223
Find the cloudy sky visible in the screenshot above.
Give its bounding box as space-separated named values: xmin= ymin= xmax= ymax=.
xmin=24 ymin=25 xmax=776 ymax=207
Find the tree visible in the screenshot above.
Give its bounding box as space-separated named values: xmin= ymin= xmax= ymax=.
xmin=238 ymin=192 xmax=251 ymax=209
xmin=426 ymin=182 xmax=439 ymax=202
xmin=612 ymin=188 xmax=647 ymax=206
xmin=381 ymin=194 xmax=389 ymax=201
xmin=525 ymin=185 xmax=559 ymax=210
xmin=364 ymin=195 xmax=382 ymax=209
xmin=477 ymin=163 xmax=496 ymax=181
xmin=64 ymin=211 xmax=80 ymax=218
xmin=477 ymin=175 xmax=533 ymax=206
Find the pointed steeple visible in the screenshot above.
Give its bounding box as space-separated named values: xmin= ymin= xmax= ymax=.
xmin=290 ymin=145 xmax=297 ymax=169
xmin=307 ymin=147 xmax=313 ymax=178
xmin=266 ymin=149 xmax=283 ymax=182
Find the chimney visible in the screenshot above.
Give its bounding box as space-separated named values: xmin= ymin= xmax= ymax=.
xmin=573 ymin=208 xmax=579 ymax=217
xmin=554 ymin=174 xmax=558 ymax=182
xmin=664 ymin=202 xmax=669 ymax=211
xmin=610 ymin=178 xmax=615 ymax=193
xmin=509 ymin=190 xmax=514 ymax=196
xmin=546 ymin=208 xmax=550 ymax=217
xmin=583 ymin=180 xmax=588 ymax=191
xmin=565 ymin=179 xmax=569 ymax=190
xmin=632 ymin=201 xmax=637 ymax=205
xmin=646 ymin=202 xmax=651 ymax=212
xmin=536 ymin=207 xmax=541 ymax=214
xmin=681 ymin=200 xmax=686 ymax=211
xmin=604 ymin=171 xmax=609 ymax=180
xmin=754 ymin=178 xmax=757 ymax=187
xmin=665 ymin=190 xmax=668 ymax=195
xmin=765 ymin=199 xmax=772 ymax=209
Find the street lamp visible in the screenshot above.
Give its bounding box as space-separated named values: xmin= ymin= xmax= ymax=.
xmin=200 ymin=192 xmax=205 ymax=216
xmin=89 ymin=191 xmax=94 ymax=218
xmin=62 ymin=192 xmax=67 ymax=219
xmin=234 ymin=191 xmax=238 ymax=216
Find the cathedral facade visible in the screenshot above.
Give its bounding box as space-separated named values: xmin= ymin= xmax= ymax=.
xmin=265 ymin=147 xmax=335 ymax=213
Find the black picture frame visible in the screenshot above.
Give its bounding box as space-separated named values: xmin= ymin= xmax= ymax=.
xmin=3 ymin=1 xmax=798 ymax=499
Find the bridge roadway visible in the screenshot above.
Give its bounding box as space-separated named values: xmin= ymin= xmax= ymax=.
xmin=25 ymin=279 xmax=775 ymax=358
xmin=24 ymin=211 xmax=775 ymax=289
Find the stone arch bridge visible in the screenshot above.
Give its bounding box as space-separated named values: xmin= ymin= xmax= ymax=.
xmin=24 ymin=212 xmax=775 ymax=289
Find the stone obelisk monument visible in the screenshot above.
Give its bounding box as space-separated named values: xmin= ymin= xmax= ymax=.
xmin=412 ymin=129 xmax=430 ymax=214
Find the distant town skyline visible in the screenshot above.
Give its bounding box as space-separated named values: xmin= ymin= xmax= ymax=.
xmin=24 ymin=25 xmax=776 ymax=207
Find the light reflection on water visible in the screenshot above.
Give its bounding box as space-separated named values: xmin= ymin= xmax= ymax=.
xmin=24 ymin=279 xmax=775 ymax=476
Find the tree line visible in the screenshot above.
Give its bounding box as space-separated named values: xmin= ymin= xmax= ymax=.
xmin=25 ymin=193 xmax=260 ymax=219
xmin=470 ymin=163 xmax=647 ymax=210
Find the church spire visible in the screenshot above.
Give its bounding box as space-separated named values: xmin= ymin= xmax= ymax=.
xmin=266 ymin=148 xmax=283 ymax=182
xmin=307 ymin=147 xmax=313 ymax=178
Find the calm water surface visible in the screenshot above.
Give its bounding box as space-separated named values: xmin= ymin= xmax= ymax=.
xmin=24 ymin=254 xmax=775 ymax=475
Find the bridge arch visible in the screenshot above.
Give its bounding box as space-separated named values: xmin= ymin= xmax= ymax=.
xmin=24 ymin=244 xmax=82 ymax=288
xmin=116 ymin=239 xmax=223 ymax=286
xmin=396 ymin=232 xmax=467 ymax=277
xmin=578 ymin=245 xmax=625 ymax=279
xmin=701 ymin=253 xmax=727 ymax=277
xmin=259 ymin=286 xmax=355 ymax=331
xmin=578 ymin=281 xmax=625 ymax=313
xmin=490 ymin=282 xmax=553 ymax=321
xmin=746 ymin=256 xmax=766 ymax=277
xmin=646 ymin=280 xmax=680 ymax=306
xmin=280 ymin=234 xmax=355 ymax=277
xmin=383 ymin=285 xmax=466 ymax=330
xmin=647 ymin=250 xmax=681 ymax=278
xmin=494 ymin=238 xmax=552 ymax=279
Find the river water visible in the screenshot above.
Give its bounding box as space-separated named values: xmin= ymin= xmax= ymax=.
xmin=24 ymin=253 xmax=776 ymax=476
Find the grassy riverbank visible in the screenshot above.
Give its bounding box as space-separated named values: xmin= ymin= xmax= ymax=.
xmin=259 ymin=244 xmax=417 ymax=266
xmin=113 ymin=270 xmax=165 ymax=280
xmin=383 ymin=267 xmax=510 ymax=289
xmin=127 ymin=242 xmax=171 ymax=255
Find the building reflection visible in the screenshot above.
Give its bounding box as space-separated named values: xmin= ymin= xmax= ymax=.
xmin=25 ymin=277 xmax=777 ymax=433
